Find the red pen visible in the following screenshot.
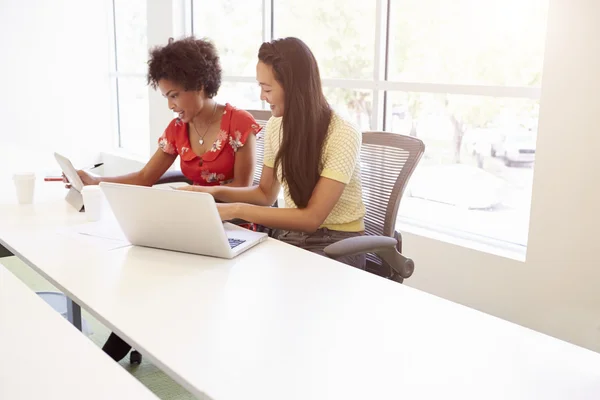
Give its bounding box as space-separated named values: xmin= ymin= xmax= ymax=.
xmin=44 ymin=176 xmax=64 ymax=182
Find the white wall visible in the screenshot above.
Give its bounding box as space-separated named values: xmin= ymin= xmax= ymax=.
xmin=0 ymin=0 xmax=112 ymax=178
xmin=404 ymin=0 xmax=600 ymax=352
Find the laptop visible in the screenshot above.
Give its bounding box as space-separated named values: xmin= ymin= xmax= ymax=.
xmin=99 ymin=182 xmax=268 ymax=259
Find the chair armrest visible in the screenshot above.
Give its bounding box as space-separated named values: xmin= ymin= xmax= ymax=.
xmin=155 ymin=170 xmax=192 ymax=185
xmin=323 ymin=236 xmax=414 ymax=279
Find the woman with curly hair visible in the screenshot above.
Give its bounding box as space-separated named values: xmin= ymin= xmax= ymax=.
xmin=74 ymin=36 xmax=261 ymax=188
xmin=95 ymin=37 xmax=261 ymax=363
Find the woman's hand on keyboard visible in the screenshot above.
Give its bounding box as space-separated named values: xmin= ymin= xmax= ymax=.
xmin=216 ymin=203 xmax=240 ymax=221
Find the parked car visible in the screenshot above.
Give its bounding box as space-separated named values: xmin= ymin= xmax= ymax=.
xmin=463 ymin=128 xmax=499 ymax=158
xmin=491 ymin=130 xmax=537 ymax=166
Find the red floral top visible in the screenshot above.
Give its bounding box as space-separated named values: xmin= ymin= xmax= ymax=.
xmin=157 ymin=103 xmax=261 ymax=185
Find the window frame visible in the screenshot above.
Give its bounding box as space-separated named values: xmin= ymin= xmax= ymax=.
xmin=107 ymin=0 xmax=150 ymax=153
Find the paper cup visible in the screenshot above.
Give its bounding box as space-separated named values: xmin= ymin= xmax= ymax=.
xmin=13 ymin=173 xmax=36 ymax=204
xmin=82 ymin=186 xmax=104 ymax=221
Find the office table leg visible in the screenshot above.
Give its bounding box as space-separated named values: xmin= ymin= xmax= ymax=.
xmin=67 ymin=297 xmax=83 ymax=331
xmin=0 ymin=244 xmax=12 ymax=258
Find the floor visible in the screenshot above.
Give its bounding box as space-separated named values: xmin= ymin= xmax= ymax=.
xmin=1 ymin=256 xmax=195 ymax=400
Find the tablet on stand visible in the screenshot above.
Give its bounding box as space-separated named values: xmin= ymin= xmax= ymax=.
xmin=53 ymin=152 xmax=85 ymax=212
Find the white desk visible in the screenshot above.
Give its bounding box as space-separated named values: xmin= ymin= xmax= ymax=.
xmin=0 ymin=264 xmax=159 ymax=400
xmin=2 ymin=181 xmax=600 ymax=400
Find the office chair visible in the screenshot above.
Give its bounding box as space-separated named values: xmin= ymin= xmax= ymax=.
xmin=245 ymin=109 xmax=271 ymax=187
xmin=323 ymin=131 xmax=424 ymax=283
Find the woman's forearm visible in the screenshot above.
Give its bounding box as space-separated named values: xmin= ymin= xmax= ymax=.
xmin=97 ymin=171 xmax=152 ymax=186
xmin=222 ymin=178 xmax=253 ymax=188
xmin=95 ymin=149 xmax=176 ymax=187
xmin=210 ymin=185 xmax=275 ymax=207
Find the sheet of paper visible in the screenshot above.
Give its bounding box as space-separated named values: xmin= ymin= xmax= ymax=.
xmin=55 ymin=229 xmax=129 ymax=252
xmin=56 ymin=218 xmax=129 ymax=251
xmin=75 ymin=219 xmax=128 ymax=242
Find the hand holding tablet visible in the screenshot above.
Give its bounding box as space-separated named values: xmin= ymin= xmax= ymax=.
xmin=53 ymin=153 xmax=103 ymax=211
xmin=54 ymin=153 xmax=85 ymax=192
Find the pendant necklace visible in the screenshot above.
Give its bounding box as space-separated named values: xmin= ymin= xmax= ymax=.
xmin=193 ymin=102 xmax=218 ymax=145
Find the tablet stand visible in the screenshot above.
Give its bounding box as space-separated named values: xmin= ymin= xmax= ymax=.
xmin=65 ymin=187 xmax=84 ymax=212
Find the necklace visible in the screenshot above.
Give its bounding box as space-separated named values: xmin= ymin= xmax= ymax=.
xmin=192 ymin=102 xmax=218 ymax=145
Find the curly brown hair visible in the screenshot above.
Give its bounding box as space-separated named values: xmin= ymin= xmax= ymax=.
xmin=147 ymin=37 xmax=222 ymax=98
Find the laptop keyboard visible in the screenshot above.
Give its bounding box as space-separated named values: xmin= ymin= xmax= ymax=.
xmin=228 ymin=238 xmax=246 ymax=249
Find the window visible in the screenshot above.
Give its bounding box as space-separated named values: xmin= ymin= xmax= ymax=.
xmin=113 ymin=0 xmax=148 ymax=74
xmin=388 ymin=93 xmax=538 ymax=245
xmin=274 ymin=0 xmax=376 ymax=80
xmin=115 ymin=77 xmax=150 ymax=154
xmin=113 ymin=0 xmax=549 ymax=252
xmin=274 ymin=0 xmax=377 ymax=130
xmin=386 ymin=0 xmax=548 ymax=249
xmin=191 ymin=0 xmax=263 ymax=76
xmin=388 ymin=0 xmax=547 ymax=87
xmin=324 ymin=88 xmax=373 ymax=131
xmin=187 ymin=0 xmax=549 ymax=250
xmin=214 ymin=82 xmax=263 ymax=110
xmin=110 ymin=0 xmax=149 ymax=156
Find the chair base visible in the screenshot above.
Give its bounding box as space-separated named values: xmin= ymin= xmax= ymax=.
xmin=366 ymin=260 xmax=404 ymax=284
xmin=130 ymin=350 xmax=142 ymax=365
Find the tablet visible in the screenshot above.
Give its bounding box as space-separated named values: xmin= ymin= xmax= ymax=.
xmin=54 ymin=152 xmax=84 ymax=192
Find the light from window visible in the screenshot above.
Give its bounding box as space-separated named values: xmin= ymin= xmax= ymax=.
xmin=214 ymin=82 xmax=263 ymax=111
xmin=110 ymin=0 xmax=550 ymax=250
xmin=111 ymin=0 xmax=149 ymax=156
xmin=115 ymin=77 xmax=150 ymax=154
xmin=113 ymin=0 xmax=148 ymax=74
xmin=274 ymin=0 xmax=376 ymax=80
xmin=192 ymin=0 xmax=263 ymax=76
xmin=388 ymin=0 xmax=548 ymax=86
xmin=386 ymin=0 xmax=547 ymax=247
xmin=388 ymin=93 xmax=538 ymax=246
xmin=324 ymin=88 xmax=373 ymax=131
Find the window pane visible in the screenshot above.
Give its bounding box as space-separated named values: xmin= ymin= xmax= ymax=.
xmin=274 ymin=0 xmax=375 ymax=80
xmin=192 ymin=1 xmax=263 ymax=76
xmin=215 ymin=82 xmax=264 ymax=110
xmin=388 ymin=0 xmax=548 ymax=86
xmin=113 ymin=0 xmax=148 ymax=73
xmin=388 ymin=92 xmax=538 ymax=246
xmin=117 ymin=77 xmax=150 ymax=155
xmin=324 ymin=88 xmax=373 ymax=131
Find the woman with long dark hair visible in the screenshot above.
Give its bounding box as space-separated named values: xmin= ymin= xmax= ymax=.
xmin=181 ymin=37 xmax=366 ymax=268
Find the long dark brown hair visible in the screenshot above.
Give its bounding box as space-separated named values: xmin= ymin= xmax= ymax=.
xmin=258 ymin=37 xmax=332 ymax=208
